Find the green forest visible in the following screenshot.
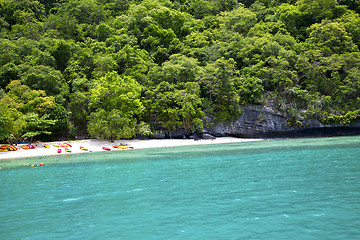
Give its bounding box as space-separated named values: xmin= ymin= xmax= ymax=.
xmin=1 ymin=0 xmax=360 ymax=142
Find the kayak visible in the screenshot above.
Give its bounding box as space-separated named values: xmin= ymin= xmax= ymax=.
xmin=22 ymin=144 xmax=34 ymax=149
xmin=0 ymin=145 xmax=17 ymax=151
xmin=57 ymin=149 xmax=62 ymax=153
xmin=80 ymin=146 xmax=88 ymax=151
xmin=113 ymin=145 xmax=133 ymax=149
xmin=59 ymin=142 xmax=72 ymax=148
xmin=44 ymin=144 xmax=50 ymax=148
xmin=102 ymin=147 xmax=111 ymax=151
xmin=65 ymin=148 xmax=71 ymax=153
xmin=53 ymin=144 xmax=60 ymax=147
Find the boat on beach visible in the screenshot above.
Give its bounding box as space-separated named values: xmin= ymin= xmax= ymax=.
xmin=0 ymin=145 xmax=17 ymax=151
xmin=80 ymin=146 xmax=88 ymax=151
xmin=113 ymin=145 xmax=134 ymax=149
xmin=22 ymin=144 xmax=35 ymax=149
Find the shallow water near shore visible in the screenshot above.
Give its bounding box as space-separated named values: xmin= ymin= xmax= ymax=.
xmin=1 ymin=136 xmax=360 ymax=239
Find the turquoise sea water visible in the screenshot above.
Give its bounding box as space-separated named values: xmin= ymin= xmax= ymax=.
xmin=1 ymin=136 xmax=360 ymax=239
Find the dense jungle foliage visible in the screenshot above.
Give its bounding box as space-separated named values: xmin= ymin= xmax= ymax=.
xmin=1 ymin=0 xmax=360 ymax=141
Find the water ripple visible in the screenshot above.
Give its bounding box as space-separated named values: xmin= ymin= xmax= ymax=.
xmin=1 ymin=136 xmax=360 ymax=239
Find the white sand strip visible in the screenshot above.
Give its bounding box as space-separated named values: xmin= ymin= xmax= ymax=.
xmin=0 ymin=137 xmax=262 ymax=160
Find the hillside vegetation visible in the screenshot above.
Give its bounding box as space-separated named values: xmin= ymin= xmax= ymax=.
xmin=1 ymin=0 xmax=360 ymax=141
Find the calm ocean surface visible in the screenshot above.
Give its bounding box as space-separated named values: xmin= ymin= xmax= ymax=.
xmin=1 ymin=136 xmax=360 ymax=239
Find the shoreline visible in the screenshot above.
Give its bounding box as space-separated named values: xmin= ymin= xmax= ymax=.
xmin=0 ymin=137 xmax=263 ymax=160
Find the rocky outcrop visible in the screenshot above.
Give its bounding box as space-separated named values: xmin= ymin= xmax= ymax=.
xmin=203 ymin=105 xmax=360 ymax=138
xmin=148 ymin=105 xmax=360 ymax=139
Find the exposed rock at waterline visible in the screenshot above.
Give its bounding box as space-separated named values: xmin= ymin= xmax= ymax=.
xmin=200 ymin=133 xmax=216 ymax=139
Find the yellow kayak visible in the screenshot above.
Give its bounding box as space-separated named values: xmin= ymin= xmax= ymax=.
xmin=113 ymin=145 xmax=134 ymax=149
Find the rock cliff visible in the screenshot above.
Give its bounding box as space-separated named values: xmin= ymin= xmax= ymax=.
xmin=203 ymin=105 xmax=360 ymax=138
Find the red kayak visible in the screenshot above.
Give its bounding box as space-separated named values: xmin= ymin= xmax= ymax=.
xmin=102 ymin=147 xmax=111 ymax=151
xmin=63 ymin=142 xmax=72 ymax=147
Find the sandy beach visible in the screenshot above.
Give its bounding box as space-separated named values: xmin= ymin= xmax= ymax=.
xmin=0 ymin=137 xmax=262 ymax=160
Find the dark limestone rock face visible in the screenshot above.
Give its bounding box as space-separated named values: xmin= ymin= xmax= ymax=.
xmin=203 ymin=105 xmax=360 ymax=138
